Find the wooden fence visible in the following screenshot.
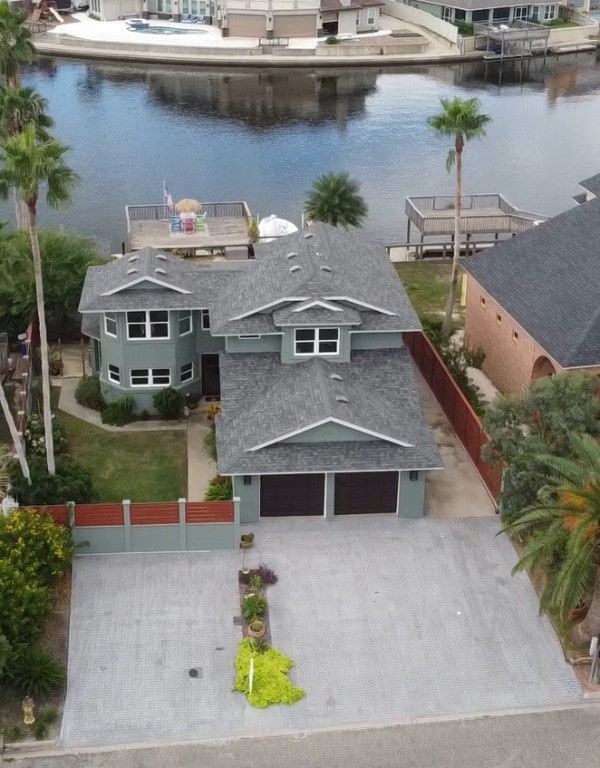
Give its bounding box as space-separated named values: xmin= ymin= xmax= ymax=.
xmin=404 ymin=331 xmax=502 ymax=502
xmin=37 ymin=498 xmax=237 ymax=553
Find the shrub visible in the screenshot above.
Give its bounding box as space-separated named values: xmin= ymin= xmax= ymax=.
xmin=0 ymin=508 xmax=74 ymax=583
xmin=3 ymin=725 xmax=24 ymax=742
xmin=233 ymin=638 xmax=304 ymax=708
xmin=0 ymin=560 xmax=52 ymax=647
xmin=205 ymin=402 xmax=221 ymax=422
xmin=75 ymin=376 xmax=106 ymax=411
xmin=9 ymin=455 xmax=97 ymax=505
xmin=204 ymin=424 xmax=217 ymax=460
xmin=456 ymin=20 xmax=474 ymax=35
xmin=325 ymin=35 xmax=339 ymax=44
xmin=33 ymin=719 xmax=49 ymax=740
xmin=204 ymin=475 xmax=232 ymax=501
xmin=0 ymin=631 xmax=9 ymax=675
xmin=39 ymin=704 xmax=58 ymax=725
xmin=256 ymin=563 xmax=278 ymax=586
xmin=9 ymin=646 xmax=66 ymax=696
xmin=48 ymin=347 xmax=63 ymax=377
xmin=24 ymin=414 xmax=67 ymax=457
xmin=249 ymin=573 xmax=263 ymax=592
xmin=242 ymin=594 xmax=267 ymax=623
xmin=101 ymin=396 xmax=136 ymax=427
xmin=153 ymin=387 xmax=182 ymax=420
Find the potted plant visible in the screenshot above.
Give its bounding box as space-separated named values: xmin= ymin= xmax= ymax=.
xmin=247 ymin=620 xmax=266 ymax=640
xmin=242 ymin=594 xmax=266 ymax=623
xmin=240 ymin=532 xmax=255 ymax=549
xmin=249 ymin=573 xmax=263 ymax=593
xmin=569 ymin=601 xmax=589 ymax=622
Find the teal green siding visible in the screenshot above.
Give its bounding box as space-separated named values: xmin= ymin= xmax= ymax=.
xmin=283 ymin=422 xmax=375 ymax=443
xmin=72 ymin=526 xmax=127 ymax=554
xmin=350 ymin=331 xmax=403 ymax=350
xmin=280 ymin=327 xmax=351 ymax=363
xmin=225 ymin=335 xmax=281 ymax=353
xmin=131 ymin=526 xmax=180 ymax=552
xmin=185 ymin=523 xmax=235 ymax=550
xmin=233 ymin=475 xmax=260 ymax=524
xmin=398 ymin=470 xmax=426 ymax=518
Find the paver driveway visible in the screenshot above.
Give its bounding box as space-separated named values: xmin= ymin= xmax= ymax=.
xmin=61 ymin=518 xmax=581 ymax=747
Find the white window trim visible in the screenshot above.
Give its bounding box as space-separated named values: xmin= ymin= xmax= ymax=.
xmin=126 ymin=310 xmax=170 ymax=341
xmin=129 ymin=368 xmax=172 ymax=387
xmin=294 ymin=327 xmax=340 ymax=357
xmin=200 ymin=309 xmax=210 ymax=331
xmin=180 ymin=362 xmax=194 ymax=383
xmin=104 ymin=313 xmax=118 ymax=338
xmin=178 ymin=310 xmax=193 ymax=337
xmin=239 ymin=334 xmax=262 ymax=340
xmin=108 ymin=364 xmax=120 ymax=383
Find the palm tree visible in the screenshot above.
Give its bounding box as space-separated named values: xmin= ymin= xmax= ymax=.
xmin=304 ymin=172 xmax=368 ymax=230
xmin=0 ymin=86 xmax=53 ymax=139
xmin=0 ymin=1 xmax=36 ymax=90
xmin=503 ymin=433 xmax=600 ymax=647
xmin=428 ymin=97 xmax=491 ymax=335
xmin=0 ymin=124 xmax=78 ymax=476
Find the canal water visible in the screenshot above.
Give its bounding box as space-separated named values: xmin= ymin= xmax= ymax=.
xmin=6 ymin=52 xmax=600 ymax=250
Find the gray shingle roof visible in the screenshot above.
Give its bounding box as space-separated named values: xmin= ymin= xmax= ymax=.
xmin=272 ymin=301 xmax=361 ymax=327
xmin=580 ymin=173 xmax=600 ymax=198
xmin=210 ymin=223 xmax=420 ymax=335
xmin=216 ymin=348 xmax=442 ymax=474
xmin=81 ymin=313 xmax=101 ymax=339
xmin=78 ymin=249 xmax=247 ymax=313
xmin=463 ymin=194 xmax=600 ymax=368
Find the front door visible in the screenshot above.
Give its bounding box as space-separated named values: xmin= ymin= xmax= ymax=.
xmin=201 ymin=354 xmax=220 ymax=398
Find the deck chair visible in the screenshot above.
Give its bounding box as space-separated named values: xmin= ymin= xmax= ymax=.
xmin=171 ymin=216 xmax=182 ymax=232
xmin=195 ymin=214 xmax=206 ymax=232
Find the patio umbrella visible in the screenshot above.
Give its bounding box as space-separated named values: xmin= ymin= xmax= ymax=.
xmin=175 ymin=198 xmax=202 ymax=213
xmin=258 ymin=214 xmax=298 ymax=240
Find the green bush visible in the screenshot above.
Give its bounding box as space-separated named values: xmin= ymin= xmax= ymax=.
xmin=0 ymin=559 xmax=52 ymax=648
xmin=204 ymin=475 xmax=232 ymax=501
xmin=75 ymin=376 xmax=106 ymax=411
xmin=8 ymin=645 xmax=66 ymax=696
xmin=33 ymin=719 xmax=49 ymax=740
xmin=9 ymin=455 xmax=97 ymax=505
xmin=24 ymin=414 xmax=67 ymax=457
xmin=456 ymin=20 xmax=474 ymax=35
xmin=242 ymin=594 xmax=267 ymax=623
xmin=101 ymin=396 xmax=136 ymax=427
xmin=0 ymin=631 xmax=9 ymax=675
xmin=325 ymin=35 xmax=339 ymax=44
xmin=204 ymin=424 xmax=216 ymax=460
xmin=39 ymin=703 xmax=58 ymax=725
xmin=3 ymin=724 xmax=25 ymax=742
xmin=48 ymin=346 xmax=63 ymax=377
xmin=233 ymin=638 xmax=304 ymax=708
xmin=153 ymin=387 xmax=182 ymax=420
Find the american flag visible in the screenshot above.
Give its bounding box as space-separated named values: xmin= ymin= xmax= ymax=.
xmin=163 ymin=182 xmax=173 ymax=209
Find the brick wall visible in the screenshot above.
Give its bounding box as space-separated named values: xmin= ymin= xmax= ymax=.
xmin=464 ymin=277 xmax=565 ymax=394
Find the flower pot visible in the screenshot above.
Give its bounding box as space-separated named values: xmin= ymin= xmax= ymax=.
xmin=247 ymin=620 xmax=266 ymax=639
xmin=569 ymin=603 xmax=589 ymax=622
xmin=240 ymin=540 xmax=253 ymax=549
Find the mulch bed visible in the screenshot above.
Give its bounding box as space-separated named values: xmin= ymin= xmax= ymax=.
xmin=238 ymin=570 xmax=272 ymax=646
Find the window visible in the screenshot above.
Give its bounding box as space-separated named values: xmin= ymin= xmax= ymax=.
xmin=496 ymin=314 xmax=502 ymax=323
xmin=442 ymin=7 xmax=453 ymax=22
xmin=180 ymin=362 xmax=194 ymax=383
xmin=367 ymin=8 xmax=376 ymax=24
xmin=108 ymin=364 xmax=120 ymax=383
xmin=104 ymin=313 xmax=117 ymax=338
xmin=480 ymin=297 xmax=486 ymax=308
xmin=126 ymin=310 xmax=169 ymax=340
xmin=130 ymin=368 xmax=171 ymax=387
xmin=493 ymin=7 xmax=510 ymax=21
xmin=472 ymin=9 xmax=490 ymax=21
xmin=239 ymin=335 xmax=261 ymax=340
xmin=543 ymin=4 xmax=557 ymax=21
xmin=178 ymin=310 xmax=192 ymax=336
xmin=514 ymin=6 xmax=529 ymax=20
xmin=294 ymin=328 xmax=340 ymax=356
xmin=512 ymin=330 xmax=519 ymax=341
xmin=200 ymin=309 xmax=210 ymax=330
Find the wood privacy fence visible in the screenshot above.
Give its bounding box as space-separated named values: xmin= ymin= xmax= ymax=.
xmin=404 ymin=332 xmax=502 ymax=502
xmin=38 ymin=499 xmax=238 ymax=554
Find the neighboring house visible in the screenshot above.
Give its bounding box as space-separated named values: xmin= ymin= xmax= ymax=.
xmin=406 ymin=0 xmax=561 ymax=25
xmin=79 ymin=223 xmax=442 ymax=519
xmin=463 ymin=174 xmax=600 ymax=394
xmin=88 ymin=0 xmax=382 ymax=36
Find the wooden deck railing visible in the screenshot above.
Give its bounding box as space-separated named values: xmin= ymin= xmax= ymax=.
xmin=126 ymin=201 xmax=250 ymax=226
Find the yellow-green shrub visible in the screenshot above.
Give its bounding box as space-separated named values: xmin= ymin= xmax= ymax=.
xmin=233 ymin=638 xmax=304 ymax=709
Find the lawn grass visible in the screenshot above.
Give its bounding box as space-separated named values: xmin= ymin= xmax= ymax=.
xmin=58 ymin=410 xmax=187 ymax=502
xmin=395 ymin=261 xmax=464 ymax=327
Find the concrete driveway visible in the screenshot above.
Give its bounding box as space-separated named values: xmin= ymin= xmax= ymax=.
xmin=61 ymin=518 xmax=580 ymax=747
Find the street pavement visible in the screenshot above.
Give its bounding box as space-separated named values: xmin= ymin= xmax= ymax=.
xmin=13 ymin=703 xmax=600 ymax=768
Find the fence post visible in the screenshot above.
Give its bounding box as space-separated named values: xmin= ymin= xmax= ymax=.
xmin=233 ymin=496 xmax=241 ymax=548
xmin=178 ymin=498 xmax=187 ymax=551
xmin=67 ymin=500 xmax=75 ymax=529
xmin=123 ymin=499 xmax=132 ymax=552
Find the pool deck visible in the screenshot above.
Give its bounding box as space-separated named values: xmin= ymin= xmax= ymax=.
xmin=35 ymin=13 xmax=477 ymax=67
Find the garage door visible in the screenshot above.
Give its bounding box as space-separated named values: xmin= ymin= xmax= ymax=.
xmin=227 ymin=14 xmax=266 ymax=38
xmin=334 ymin=472 xmax=398 ymax=515
xmin=273 ymin=14 xmax=317 ymax=38
xmin=260 ymin=474 xmax=324 ymax=517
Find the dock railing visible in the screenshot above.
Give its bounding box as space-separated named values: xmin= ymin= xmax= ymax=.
xmin=125 ymin=201 xmax=251 ymax=230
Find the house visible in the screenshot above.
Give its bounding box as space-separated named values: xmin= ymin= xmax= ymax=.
xmin=462 ymin=174 xmax=600 ymax=394
xmin=320 ymin=0 xmax=384 ymax=36
xmin=78 ymin=223 xmax=442 ymax=519
xmin=407 ymin=0 xmax=561 ymax=26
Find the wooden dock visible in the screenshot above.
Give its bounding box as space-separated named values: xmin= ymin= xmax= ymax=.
xmin=125 ymin=201 xmax=252 ymax=253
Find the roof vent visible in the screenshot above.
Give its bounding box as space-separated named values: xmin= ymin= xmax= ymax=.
xmin=330 ymin=373 xmax=343 ymax=382
xmin=155 ymin=267 xmax=166 ymax=276
xmin=304 ymin=233 xmax=314 ymax=240
xmin=128 ymin=255 xmax=139 ymax=263
xmin=290 ymin=265 xmax=302 ymax=274
xmin=336 ymin=395 xmax=349 ymax=404
xmin=156 ymin=254 xmax=167 ymax=262
xmin=126 ymin=268 xmax=139 ymax=275
xmin=286 ymin=252 xmax=298 ymax=260
xmin=320 ymin=265 xmax=332 ymax=273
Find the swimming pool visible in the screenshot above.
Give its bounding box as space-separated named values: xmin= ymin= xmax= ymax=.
xmin=131 ymin=26 xmax=209 ymax=35
xmin=589 ymin=10 xmax=600 ymax=21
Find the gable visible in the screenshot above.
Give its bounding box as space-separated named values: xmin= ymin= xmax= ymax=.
xmin=101 ymin=275 xmax=191 ymax=297
xmin=282 ymin=421 xmax=382 ymax=444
